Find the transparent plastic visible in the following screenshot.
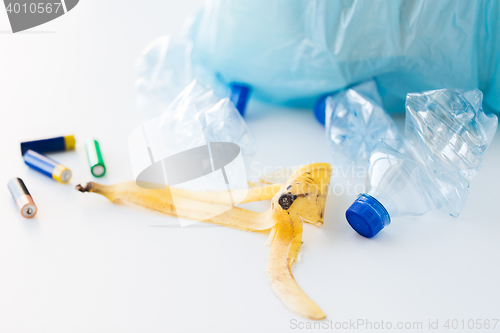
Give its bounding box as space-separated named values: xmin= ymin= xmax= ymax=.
xmin=323 ymin=80 xmax=403 ymax=166
xmin=346 ymin=88 xmax=498 ymax=237
xmin=365 ymin=143 xmax=433 ymax=218
xmin=368 ymin=88 xmax=497 ymax=218
xmin=129 ymin=81 xmax=255 ymax=227
xmin=129 ymin=80 xmax=257 ymax=181
xmin=135 ymin=36 xmax=195 ymax=122
xmin=404 ymin=88 xmax=498 ymax=217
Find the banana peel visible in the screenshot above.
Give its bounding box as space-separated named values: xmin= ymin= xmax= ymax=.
xmin=171 ymin=183 xmax=283 ymax=205
xmin=76 ymin=162 xmax=332 ymax=320
xmin=76 ymin=181 xmax=278 ymax=231
xmin=266 ymin=163 xmax=331 ymax=320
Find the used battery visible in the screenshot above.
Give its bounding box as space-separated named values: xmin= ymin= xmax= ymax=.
xmin=20 ymin=135 xmax=75 ymax=155
xmin=23 ymin=150 xmax=72 ymax=183
xmin=85 ymin=139 xmax=106 ymax=177
xmin=8 ymin=178 xmax=37 ymax=218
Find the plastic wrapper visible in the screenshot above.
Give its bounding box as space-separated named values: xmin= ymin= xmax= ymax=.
xmin=137 ymin=0 xmax=500 ymax=114
xmin=324 ymin=80 xmax=403 ymax=167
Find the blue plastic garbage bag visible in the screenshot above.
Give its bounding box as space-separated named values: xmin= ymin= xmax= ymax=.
xmin=160 ymin=0 xmax=499 ymax=114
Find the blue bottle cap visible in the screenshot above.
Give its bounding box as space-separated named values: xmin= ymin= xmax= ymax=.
xmin=314 ymin=95 xmax=328 ymax=125
xmin=229 ymin=83 xmax=252 ymax=117
xmin=345 ymin=194 xmax=390 ymax=238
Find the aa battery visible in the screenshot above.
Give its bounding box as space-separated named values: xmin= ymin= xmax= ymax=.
xmin=20 ymin=135 xmax=75 ymax=155
xmin=23 ymin=150 xmax=72 ymax=183
xmin=85 ymin=139 xmax=106 ymax=177
xmin=8 ymin=178 xmax=37 ymax=218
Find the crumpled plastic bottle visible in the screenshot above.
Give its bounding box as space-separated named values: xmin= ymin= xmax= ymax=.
xmin=129 ymin=80 xmax=256 ymax=226
xmin=129 ymin=80 xmax=257 ymax=183
xmin=315 ymin=80 xmax=403 ymax=167
xmin=345 ymin=88 xmax=498 ymax=238
xmin=405 ymin=89 xmax=498 ymax=216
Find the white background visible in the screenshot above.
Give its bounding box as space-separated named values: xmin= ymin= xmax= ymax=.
xmin=1 ymin=1 xmax=499 ymax=332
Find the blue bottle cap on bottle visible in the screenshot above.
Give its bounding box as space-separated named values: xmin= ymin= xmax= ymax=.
xmin=345 ymin=194 xmax=390 ymax=238
xmin=229 ymin=83 xmax=252 ymax=117
xmin=314 ymin=95 xmax=328 ymax=125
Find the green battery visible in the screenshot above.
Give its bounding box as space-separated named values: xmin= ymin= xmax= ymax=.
xmin=85 ymin=139 xmax=106 ymax=177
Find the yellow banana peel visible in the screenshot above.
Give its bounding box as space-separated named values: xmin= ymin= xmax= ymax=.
xmin=76 ymin=162 xmax=331 ymax=320
xmin=266 ymin=163 xmax=331 ymax=320
xmin=76 ymin=181 xmax=279 ymax=231
xmin=171 ymin=183 xmax=283 ymax=205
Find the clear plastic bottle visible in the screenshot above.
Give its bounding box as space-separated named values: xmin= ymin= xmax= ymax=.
xmin=314 ymin=80 xmax=402 ymax=166
xmin=345 ymin=143 xmax=434 ymax=237
xmin=346 ymin=88 xmax=498 ymax=238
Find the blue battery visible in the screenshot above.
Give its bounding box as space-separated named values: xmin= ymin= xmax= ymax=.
xmin=20 ymin=135 xmax=75 ymax=155
xmin=23 ymin=150 xmax=72 ymax=183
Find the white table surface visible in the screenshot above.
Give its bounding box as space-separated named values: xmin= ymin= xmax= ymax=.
xmin=1 ymin=1 xmax=499 ymax=332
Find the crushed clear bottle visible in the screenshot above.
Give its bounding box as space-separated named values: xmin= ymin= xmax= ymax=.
xmin=315 ymin=80 xmax=403 ymax=167
xmin=346 ymin=88 xmax=498 ymax=238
